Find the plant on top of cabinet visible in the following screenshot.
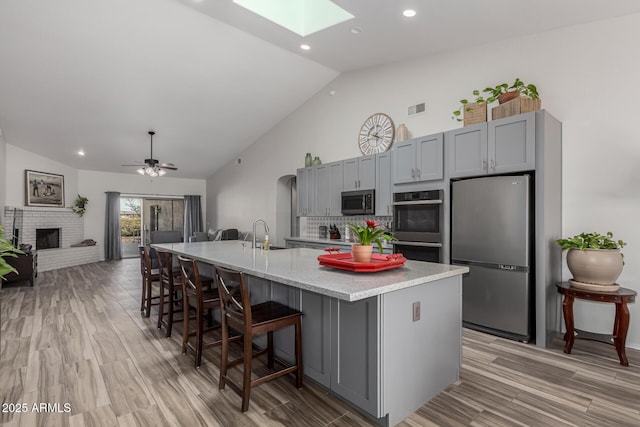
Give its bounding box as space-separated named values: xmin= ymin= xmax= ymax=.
xmin=556 ymin=231 xmax=626 ymax=291
xmin=452 ymin=78 xmax=540 ymax=124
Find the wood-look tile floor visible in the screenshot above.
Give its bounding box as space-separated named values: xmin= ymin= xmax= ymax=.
xmin=1 ymin=260 xmax=639 ymax=426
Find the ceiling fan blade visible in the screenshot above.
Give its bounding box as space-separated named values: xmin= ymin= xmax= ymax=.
xmin=159 ymin=163 xmax=178 ymax=170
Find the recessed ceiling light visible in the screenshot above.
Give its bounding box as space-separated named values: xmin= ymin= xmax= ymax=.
xmin=403 ymin=9 xmax=417 ymax=18
xmin=77 ymin=150 xmax=85 ymax=156
xmin=300 ymin=44 xmax=310 ymax=50
xmin=350 ymin=27 xmax=362 ymax=34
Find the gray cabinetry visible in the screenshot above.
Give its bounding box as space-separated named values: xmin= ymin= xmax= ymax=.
xmin=344 ymin=155 xmax=376 ymax=191
xmin=330 ymin=296 xmax=379 ymax=416
xmin=300 ymin=290 xmax=332 ymax=387
xmin=375 ymin=152 xmax=392 ymax=216
xmin=447 ymin=112 xmax=535 ymax=178
xmin=315 ymin=161 xmax=343 ymax=216
xmin=393 ymin=133 xmax=444 ymax=184
xmin=489 ymin=112 xmax=535 ymax=174
xmin=296 ymin=167 xmax=315 ymax=216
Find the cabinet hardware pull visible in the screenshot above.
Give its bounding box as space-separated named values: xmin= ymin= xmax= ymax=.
xmin=482 ymin=160 xmax=487 ymax=170
xmin=411 ymin=168 xmax=415 ymax=178
xmin=490 ymin=159 xmax=495 ymax=169
xmin=416 ymin=168 xmax=421 ymax=177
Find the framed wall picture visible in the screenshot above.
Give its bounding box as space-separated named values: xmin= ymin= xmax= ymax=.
xmin=25 ymin=170 xmax=65 ymax=207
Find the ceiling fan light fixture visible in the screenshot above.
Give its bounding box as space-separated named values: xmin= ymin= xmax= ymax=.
xmin=158 ymin=169 xmax=167 ymax=176
xmin=145 ymin=166 xmax=154 ymax=175
xmin=137 ymin=168 xmax=145 ymax=175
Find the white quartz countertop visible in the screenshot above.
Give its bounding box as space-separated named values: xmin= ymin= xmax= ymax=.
xmin=152 ymin=240 xmax=468 ymax=302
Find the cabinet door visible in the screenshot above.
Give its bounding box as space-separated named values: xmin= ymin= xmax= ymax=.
xmin=489 ymin=112 xmax=535 ymax=174
xmin=301 ymin=290 xmax=332 ymax=387
xmin=330 ymin=297 xmax=379 ymax=417
xmin=415 ymin=133 xmax=444 ymax=182
xmin=392 ymin=139 xmax=416 ymax=184
xmin=328 ymin=161 xmax=344 ymax=216
xmin=375 ymin=152 xmax=392 ymax=216
xmin=446 ymin=123 xmax=488 ymax=178
xmin=272 ymin=282 xmax=302 ymax=364
xmin=358 ymin=155 xmax=376 ymax=190
xmin=296 ymin=168 xmax=307 ymax=216
xmin=343 ymin=158 xmax=359 ymax=191
xmin=314 ymin=164 xmax=331 ymax=216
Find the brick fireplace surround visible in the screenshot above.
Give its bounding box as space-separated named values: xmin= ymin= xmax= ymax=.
xmin=4 ymin=206 xmax=101 ymax=273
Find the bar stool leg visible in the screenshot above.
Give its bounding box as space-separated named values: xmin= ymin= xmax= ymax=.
xmin=166 ymin=289 xmax=176 ymax=337
xmin=295 ymin=319 xmax=303 ymax=389
xmin=267 ymin=331 xmax=274 ymax=369
xmin=157 ymin=283 xmax=165 ymax=329
xmin=241 ymin=333 xmax=253 ymax=412
xmin=195 ymin=305 xmax=204 ymax=368
xmin=219 ymin=322 xmax=229 ymax=390
xmin=182 ymin=296 xmax=190 ymax=354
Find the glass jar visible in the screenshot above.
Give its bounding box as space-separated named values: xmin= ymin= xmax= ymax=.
xmin=312 ymin=156 xmax=321 ymax=166
xmin=305 ymin=153 xmax=312 ymax=167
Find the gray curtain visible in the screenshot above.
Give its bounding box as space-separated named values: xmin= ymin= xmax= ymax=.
xmin=184 ymin=195 xmax=203 ymax=242
xmin=104 ymin=191 xmax=122 ymax=260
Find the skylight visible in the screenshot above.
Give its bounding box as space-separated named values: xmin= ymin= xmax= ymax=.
xmin=232 ymin=0 xmax=354 ymax=37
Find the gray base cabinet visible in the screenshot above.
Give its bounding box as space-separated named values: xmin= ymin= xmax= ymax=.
xmin=252 ymin=273 xmax=463 ymax=425
xmin=330 ymin=297 xmax=379 ymax=416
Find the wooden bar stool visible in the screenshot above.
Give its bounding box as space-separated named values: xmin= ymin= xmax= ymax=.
xmin=139 ymin=246 xmax=160 ymax=318
xmin=178 ymin=256 xmax=222 ymax=368
xmin=214 ymin=265 xmax=303 ymax=412
xmin=156 ymin=249 xmax=185 ymax=337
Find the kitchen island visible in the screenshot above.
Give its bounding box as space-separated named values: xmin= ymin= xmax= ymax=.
xmin=152 ymin=240 xmax=468 ymax=425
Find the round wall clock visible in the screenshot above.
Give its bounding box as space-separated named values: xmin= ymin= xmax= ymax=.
xmin=358 ymin=113 xmax=395 ymax=155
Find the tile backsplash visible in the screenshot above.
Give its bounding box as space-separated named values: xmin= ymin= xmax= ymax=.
xmin=302 ymin=216 xmax=392 ymax=240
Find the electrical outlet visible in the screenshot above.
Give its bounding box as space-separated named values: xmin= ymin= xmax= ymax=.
xmin=413 ymin=301 xmax=420 ymax=322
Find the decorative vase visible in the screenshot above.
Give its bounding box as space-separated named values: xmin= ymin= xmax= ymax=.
xmin=498 ymin=91 xmax=520 ymax=104
xmin=305 ymin=153 xmax=312 ymax=167
xmin=566 ymin=248 xmax=623 ymax=290
xmin=312 ymin=156 xmax=322 ymax=166
xmin=397 ymin=124 xmax=409 ymax=142
xmin=352 ymin=244 xmax=373 ymax=263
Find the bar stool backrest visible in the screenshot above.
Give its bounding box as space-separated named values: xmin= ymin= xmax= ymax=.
xmin=215 ymin=266 xmax=252 ymax=335
xmin=177 ymin=256 xmax=205 ymax=305
xmin=155 ymin=249 xmax=172 ymax=286
xmin=139 ymin=246 xmax=155 ymax=276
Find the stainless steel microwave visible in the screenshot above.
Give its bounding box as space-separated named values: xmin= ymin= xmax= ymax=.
xmin=341 ymin=190 xmax=375 ymax=215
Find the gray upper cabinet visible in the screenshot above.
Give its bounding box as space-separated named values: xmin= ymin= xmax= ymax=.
xmin=446 ymin=123 xmax=487 ymax=178
xmin=392 ymin=133 xmax=444 ymax=184
xmin=315 ymin=161 xmax=343 ymax=216
xmin=489 ymin=112 xmax=535 ymax=174
xmin=375 ymin=151 xmax=392 ymax=216
xmin=344 ymin=155 xmax=376 ymax=191
xmin=296 ymin=167 xmax=315 ymax=216
xmin=447 ymin=112 xmax=535 ymax=178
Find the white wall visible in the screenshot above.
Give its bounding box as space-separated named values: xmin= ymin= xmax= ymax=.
xmin=0 ymin=130 xmax=6 ymax=226
xmin=79 ymin=170 xmax=206 ymax=254
xmin=207 ymin=14 xmax=640 ymax=349
xmin=5 ymin=144 xmax=79 ymax=208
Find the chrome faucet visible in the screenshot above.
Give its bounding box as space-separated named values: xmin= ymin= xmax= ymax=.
xmin=252 ymin=219 xmax=269 ymax=249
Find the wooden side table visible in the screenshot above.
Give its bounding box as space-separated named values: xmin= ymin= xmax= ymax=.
xmin=556 ymin=282 xmax=636 ymax=366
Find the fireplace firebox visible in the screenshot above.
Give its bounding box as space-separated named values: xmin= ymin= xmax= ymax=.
xmin=36 ymin=228 xmax=60 ymax=250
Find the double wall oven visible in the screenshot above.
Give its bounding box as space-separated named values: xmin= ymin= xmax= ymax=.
xmin=392 ymin=190 xmax=443 ymax=262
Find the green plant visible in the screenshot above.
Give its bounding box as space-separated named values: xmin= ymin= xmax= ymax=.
xmin=452 ymin=78 xmax=539 ymax=121
xmin=347 ymin=220 xmax=393 ymax=254
xmin=0 ymin=225 xmax=23 ymax=280
xmin=452 ymin=90 xmax=488 ymax=121
xmin=556 ymin=232 xmax=626 ymax=251
xmin=483 ymin=78 xmax=539 ymax=103
xmin=72 ymin=194 xmax=89 ymax=216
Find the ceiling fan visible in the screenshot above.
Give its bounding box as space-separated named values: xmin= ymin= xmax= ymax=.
xmin=122 ymin=131 xmax=177 ymax=176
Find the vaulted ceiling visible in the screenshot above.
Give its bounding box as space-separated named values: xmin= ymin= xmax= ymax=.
xmin=1 ymin=0 xmax=640 ymax=179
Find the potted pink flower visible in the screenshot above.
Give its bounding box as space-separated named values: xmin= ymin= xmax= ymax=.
xmin=347 ymin=220 xmax=392 ymax=262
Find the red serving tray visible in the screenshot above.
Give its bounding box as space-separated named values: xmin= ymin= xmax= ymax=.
xmin=318 ymin=249 xmax=406 ymax=272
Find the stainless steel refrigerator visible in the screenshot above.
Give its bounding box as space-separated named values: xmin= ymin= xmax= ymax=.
xmin=451 ymin=175 xmax=533 ymax=342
